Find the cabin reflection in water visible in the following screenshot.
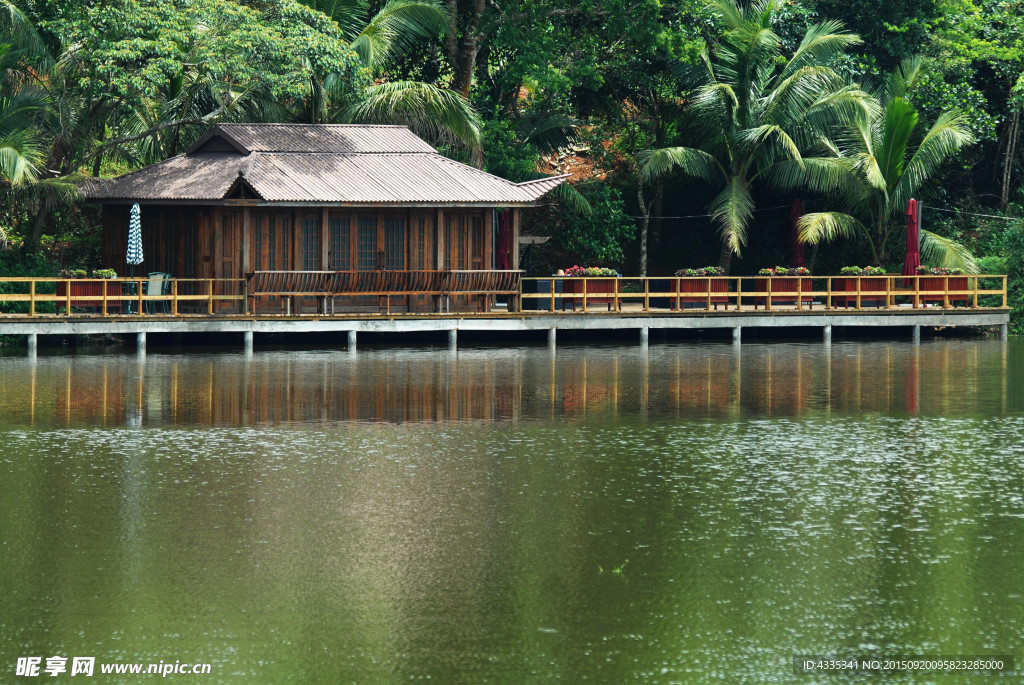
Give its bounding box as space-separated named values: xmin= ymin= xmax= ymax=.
xmin=0 ymin=343 xmax=1007 ymax=428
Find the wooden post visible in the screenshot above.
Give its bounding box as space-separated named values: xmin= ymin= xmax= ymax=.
xmin=172 ymin=279 xmax=178 ymax=316
xmin=436 ymin=208 xmax=445 ymax=270
xmin=207 ymin=279 xmax=214 ymax=314
xmin=242 ymin=207 xmax=251 ymax=275
xmin=484 ymin=208 xmax=493 ymax=270
xmin=511 ymin=209 xmax=520 ymax=270
xmin=29 ymin=279 xmax=36 ymax=317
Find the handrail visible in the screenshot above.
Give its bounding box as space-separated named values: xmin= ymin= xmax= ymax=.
xmin=0 ymin=273 xmax=1008 ymax=317
xmin=520 ymin=274 xmax=1009 ymax=313
xmin=0 ymin=277 xmax=246 ymax=317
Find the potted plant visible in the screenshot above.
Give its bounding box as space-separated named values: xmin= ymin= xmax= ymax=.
xmin=916 ymin=266 xmax=967 ymax=305
xmin=562 ymin=265 xmax=620 ymax=310
xmin=833 ymin=266 xmax=888 ymax=308
xmin=673 ymin=266 xmax=728 ymax=309
xmin=57 ymin=268 xmax=118 ymax=311
xmin=754 ymin=266 xmax=814 ymax=307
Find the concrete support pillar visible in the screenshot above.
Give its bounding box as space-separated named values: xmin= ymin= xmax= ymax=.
xmin=640 ymin=326 xmax=650 ymax=345
xmin=136 ymin=331 xmax=146 ymax=352
xmin=243 ymin=331 xmax=254 ymax=354
xmin=547 ymin=327 xmax=556 ymax=346
xmin=911 ymin=325 xmax=921 ymax=345
xmin=347 ymin=330 xmax=357 ymax=349
xmin=823 ymin=324 xmax=832 ymax=344
xmin=1001 ymin=323 xmax=1009 ymax=341
xmin=448 ymin=329 xmax=458 ymax=348
xmin=26 ymin=333 xmax=37 ymax=353
xmin=732 ymin=326 xmax=742 ymax=344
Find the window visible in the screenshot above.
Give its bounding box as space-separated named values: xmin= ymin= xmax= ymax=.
xmin=358 ymin=217 xmax=377 ymax=270
xmin=416 ymin=216 xmax=426 ymax=269
xmin=444 ymin=215 xmax=452 ymax=269
xmin=253 ymin=215 xmax=264 ymax=269
xmin=302 ymin=217 xmax=320 ymax=270
xmin=329 ymin=217 xmax=350 ymax=270
xmin=471 ymin=215 xmax=482 ymax=267
xmin=457 ymin=214 xmax=467 ymax=269
xmin=384 ymin=217 xmax=405 ymax=270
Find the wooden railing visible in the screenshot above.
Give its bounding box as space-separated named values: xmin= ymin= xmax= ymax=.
xmin=520 ymin=275 xmax=1009 ymax=313
xmin=0 ymin=277 xmax=247 ymax=316
xmin=247 ymin=269 xmax=522 ymax=313
xmin=0 ymin=274 xmax=1008 ymax=317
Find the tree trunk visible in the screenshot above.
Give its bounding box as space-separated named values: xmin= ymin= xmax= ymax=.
xmin=445 ymin=0 xmax=487 ymax=97
xmin=717 ymin=241 xmax=732 ymax=275
xmin=1002 ymin=109 xmax=1020 ymax=210
xmin=28 ymin=195 xmax=54 ymax=252
xmin=637 ymin=181 xmax=650 ymax=277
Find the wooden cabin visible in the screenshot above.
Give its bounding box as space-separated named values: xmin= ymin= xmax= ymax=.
xmin=87 ymin=123 xmax=566 ymax=313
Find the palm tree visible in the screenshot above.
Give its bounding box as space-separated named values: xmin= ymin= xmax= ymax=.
xmin=296 ymin=0 xmax=483 ymax=158
xmin=640 ymin=0 xmax=871 ymax=272
xmin=796 ymin=57 xmax=977 ymax=270
xmin=0 ymin=1 xmax=48 ymax=185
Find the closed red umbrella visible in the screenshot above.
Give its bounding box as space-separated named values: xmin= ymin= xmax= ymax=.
xmin=903 ymin=198 xmax=920 ymax=279
xmin=790 ymin=199 xmax=805 ymax=268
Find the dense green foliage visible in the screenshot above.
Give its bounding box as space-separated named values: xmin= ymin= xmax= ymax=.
xmin=1 ymin=0 xmax=1023 ymax=329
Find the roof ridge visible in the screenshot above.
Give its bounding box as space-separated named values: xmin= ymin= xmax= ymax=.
xmin=219 ymin=122 xmax=412 ymax=129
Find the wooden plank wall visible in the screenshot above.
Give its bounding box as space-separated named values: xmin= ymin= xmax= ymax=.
xmin=103 ymin=205 xmax=497 ymax=311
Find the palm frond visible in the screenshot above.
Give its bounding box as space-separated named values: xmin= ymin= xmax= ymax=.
xmin=797 ymin=211 xmax=864 ymax=244
xmin=767 ymin=157 xmax=857 ymax=196
xmin=892 ymin=110 xmax=973 ymax=211
xmin=516 ymin=111 xmax=579 ymax=155
xmin=296 ymin=0 xmax=368 ymax=39
xmin=639 ymin=146 xmax=727 ymax=185
xmin=876 ymin=98 xmax=918 ymax=193
xmin=740 ymin=124 xmax=802 ymax=166
xmin=526 ymin=173 xmax=591 ymax=215
xmin=708 ymin=0 xmax=745 ymax=30
xmin=886 ymin=55 xmax=926 ymax=100
xmin=349 ymin=0 xmax=446 ymax=71
xmin=340 ymin=80 xmax=481 ymax=159
xmin=920 ymin=229 xmax=979 ymax=273
xmin=708 ymin=177 xmax=754 ymax=254
xmin=782 ymin=20 xmax=861 ymax=78
xmin=0 ymin=0 xmax=49 ymax=65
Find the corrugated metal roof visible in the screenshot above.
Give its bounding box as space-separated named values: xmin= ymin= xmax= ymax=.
xmin=189 ymin=123 xmax=437 ymax=154
xmin=87 ymin=125 xmax=568 ymax=205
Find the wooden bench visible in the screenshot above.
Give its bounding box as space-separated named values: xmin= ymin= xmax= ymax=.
xmin=247 ymin=270 xmax=522 ymax=314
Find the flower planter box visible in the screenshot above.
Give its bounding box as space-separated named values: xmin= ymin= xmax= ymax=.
xmin=674 ymin=277 xmax=729 ymax=309
xmin=919 ymin=276 xmax=968 ymax=306
xmin=831 ymin=277 xmax=887 ymax=308
xmin=753 ymin=278 xmax=815 ymax=307
xmin=56 ymin=280 xmax=123 ymax=312
xmin=563 ymin=278 xmax=619 ymax=311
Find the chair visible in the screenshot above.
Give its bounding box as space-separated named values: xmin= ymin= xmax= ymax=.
xmin=145 ymin=272 xmax=172 ymax=313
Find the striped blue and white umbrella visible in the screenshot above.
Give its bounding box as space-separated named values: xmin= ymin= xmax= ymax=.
xmin=127 ymin=203 xmax=144 ymax=267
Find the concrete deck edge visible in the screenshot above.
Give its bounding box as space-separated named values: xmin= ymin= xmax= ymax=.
xmin=0 ymin=310 xmax=1009 ymax=335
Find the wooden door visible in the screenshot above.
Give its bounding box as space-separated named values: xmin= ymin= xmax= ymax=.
xmin=410 ymin=212 xmax=433 ymax=311
xmin=216 ymin=210 xmax=241 ymax=312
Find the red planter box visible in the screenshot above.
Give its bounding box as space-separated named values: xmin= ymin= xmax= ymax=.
xmin=919 ymin=276 xmax=968 ymax=305
xmin=564 ymin=278 xmax=618 ymax=310
xmin=56 ymin=281 xmax=122 ymax=312
xmin=754 ymin=278 xmax=814 ymax=307
xmin=675 ymin=278 xmax=729 ymax=308
xmin=831 ymin=277 xmax=887 ymax=308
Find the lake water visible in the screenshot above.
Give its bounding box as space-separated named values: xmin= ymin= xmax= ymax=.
xmin=1 ymin=340 xmax=1022 ymax=683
